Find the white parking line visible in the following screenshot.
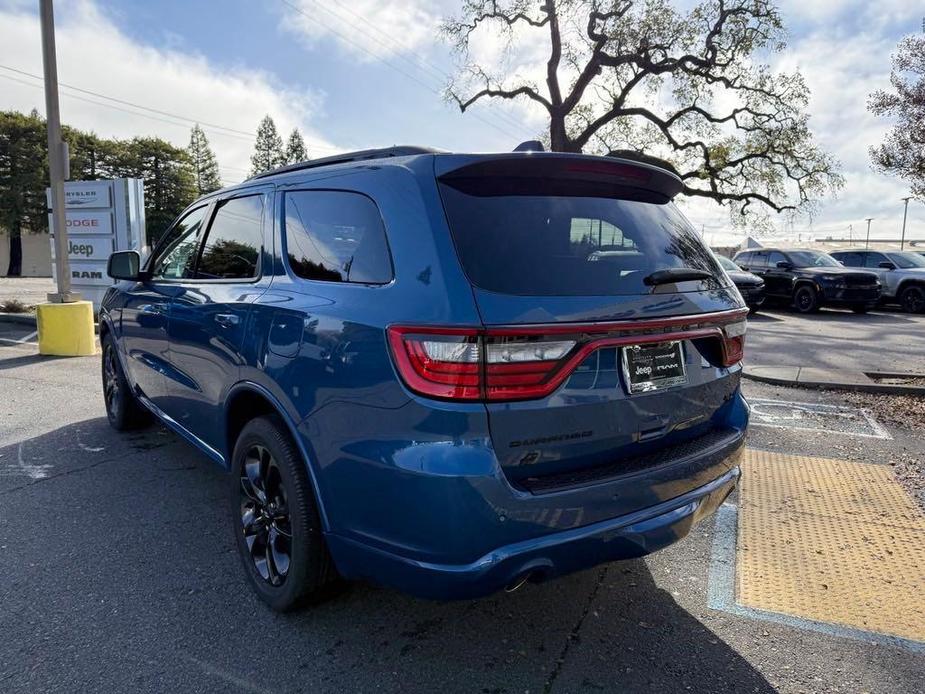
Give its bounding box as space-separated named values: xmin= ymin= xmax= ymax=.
xmin=0 ymin=330 xmax=37 ymax=345
xmin=748 ymin=398 xmax=892 ymax=440
xmin=0 ymin=442 xmax=53 ymax=480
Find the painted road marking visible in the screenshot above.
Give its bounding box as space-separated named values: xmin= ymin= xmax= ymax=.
xmin=0 ymin=330 xmax=38 ymax=345
xmin=709 ymin=449 xmax=925 ymax=649
xmin=748 ymin=398 xmax=891 ymax=439
xmin=0 ymin=442 xmax=53 ymax=480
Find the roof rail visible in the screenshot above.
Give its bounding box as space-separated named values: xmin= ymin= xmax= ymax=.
xmin=247 ymin=145 xmax=443 ymax=181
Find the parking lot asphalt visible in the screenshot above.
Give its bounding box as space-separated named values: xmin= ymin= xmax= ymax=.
xmin=745 ymin=306 xmax=925 ymax=374
xmin=1 ymin=313 xmax=923 ymax=694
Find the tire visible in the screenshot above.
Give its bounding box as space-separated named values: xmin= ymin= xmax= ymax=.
xmin=101 ymin=333 xmax=150 ymax=431
xmin=851 ymin=304 xmax=869 ymax=314
xmin=793 ymin=285 xmax=820 ymax=314
xmin=231 ymin=414 xmax=336 ymax=611
xmin=748 ymin=304 xmax=761 ymax=315
xmin=899 ymin=285 xmax=925 ymax=314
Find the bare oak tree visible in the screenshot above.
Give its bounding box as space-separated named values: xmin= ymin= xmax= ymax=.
xmin=869 ymin=32 xmax=925 ymax=199
xmin=443 ymin=0 xmax=842 ymax=219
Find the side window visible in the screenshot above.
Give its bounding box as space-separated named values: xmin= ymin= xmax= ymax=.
xmin=768 ymin=251 xmax=787 ymax=268
xmin=195 ymin=195 xmax=264 ymax=280
xmin=734 ymin=252 xmax=752 ymax=266
xmin=284 ymin=190 xmax=392 ymax=284
xmin=152 ymin=206 xmax=209 ymax=279
xmin=864 ymin=252 xmax=887 ymax=269
xmin=750 ymin=252 xmax=769 ymax=269
xmin=836 ymin=252 xmax=862 ymax=267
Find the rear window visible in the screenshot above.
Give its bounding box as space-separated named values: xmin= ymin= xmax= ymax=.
xmin=438 ymin=186 xmax=725 ymax=296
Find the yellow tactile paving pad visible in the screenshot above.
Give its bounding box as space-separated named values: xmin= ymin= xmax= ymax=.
xmin=737 ymin=449 xmax=925 ymax=642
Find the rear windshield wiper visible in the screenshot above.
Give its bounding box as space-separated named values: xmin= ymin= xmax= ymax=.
xmin=643 ymin=268 xmax=715 ymax=286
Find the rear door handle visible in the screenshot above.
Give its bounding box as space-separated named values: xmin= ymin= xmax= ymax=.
xmin=214 ymin=313 xmax=240 ymax=327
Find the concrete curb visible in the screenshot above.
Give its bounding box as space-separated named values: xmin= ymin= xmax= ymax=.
xmin=744 ymin=365 xmax=925 ymax=396
xmin=0 ymin=312 xmax=37 ymax=327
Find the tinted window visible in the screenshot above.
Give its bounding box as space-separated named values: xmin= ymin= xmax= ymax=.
xmin=284 ymin=191 xmax=392 ymax=284
xmin=864 ymin=252 xmax=888 ymax=269
xmin=834 ymin=252 xmax=862 ymax=267
xmin=196 ymin=195 xmax=263 ymax=279
xmin=152 ymin=206 xmax=208 ymax=279
xmin=438 ymin=186 xmax=724 ymax=296
xmin=788 ymin=251 xmax=840 ymax=267
xmin=768 ymin=251 xmax=788 ymax=267
xmin=734 ymin=252 xmax=752 ymax=265
xmin=890 ymin=252 xmax=925 ymax=269
xmin=749 ymin=252 xmax=769 ymax=269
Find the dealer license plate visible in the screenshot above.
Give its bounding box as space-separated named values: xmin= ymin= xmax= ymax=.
xmin=621 ymin=341 xmax=687 ymax=394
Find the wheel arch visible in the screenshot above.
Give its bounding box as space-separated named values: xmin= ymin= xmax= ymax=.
xmin=224 ymin=382 xmax=330 ymax=531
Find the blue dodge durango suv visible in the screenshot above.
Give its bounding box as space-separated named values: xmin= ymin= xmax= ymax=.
xmin=101 ymin=146 xmax=749 ymax=611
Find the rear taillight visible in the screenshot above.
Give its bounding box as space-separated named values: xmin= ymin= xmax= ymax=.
xmin=388 ymin=309 xmax=748 ymax=402
xmin=721 ymin=320 xmax=747 ymax=367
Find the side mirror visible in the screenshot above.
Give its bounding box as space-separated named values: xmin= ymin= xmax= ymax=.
xmin=107 ymin=250 xmax=142 ymax=281
xmin=776 ymin=261 xmax=793 ymax=269
xmin=878 ymin=261 xmax=896 ymax=270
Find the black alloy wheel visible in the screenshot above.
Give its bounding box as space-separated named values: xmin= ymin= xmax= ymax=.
xmin=239 ymin=445 xmax=293 ymax=587
xmin=231 ymin=415 xmax=336 ymax=611
xmin=793 ymin=285 xmax=820 ymax=314
xmin=100 ymin=333 xmax=150 ymax=430
xmin=899 ymin=285 xmax=925 ymax=314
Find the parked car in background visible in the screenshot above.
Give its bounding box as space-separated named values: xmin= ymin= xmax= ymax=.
xmin=100 ymin=146 xmax=749 ymax=611
xmin=829 ymin=250 xmax=925 ymax=313
xmin=715 ymin=254 xmax=765 ymax=312
xmin=733 ymin=248 xmax=881 ymax=314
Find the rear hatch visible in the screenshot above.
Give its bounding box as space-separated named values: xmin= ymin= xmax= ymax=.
xmin=435 ymin=154 xmax=746 ymax=491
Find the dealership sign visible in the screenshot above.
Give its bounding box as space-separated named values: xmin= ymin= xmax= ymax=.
xmin=48 ymin=179 xmax=146 ymax=308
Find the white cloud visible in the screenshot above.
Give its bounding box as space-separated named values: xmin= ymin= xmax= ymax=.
xmin=0 ymin=0 xmax=342 ymax=186
xmin=281 ymin=0 xmax=439 ymax=62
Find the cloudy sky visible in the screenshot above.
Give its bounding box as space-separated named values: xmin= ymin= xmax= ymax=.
xmin=0 ymin=0 xmax=922 ymax=244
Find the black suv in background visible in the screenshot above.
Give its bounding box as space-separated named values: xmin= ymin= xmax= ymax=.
xmin=733 ymin=248 xmax=881 ymax=314
xmin=715 ymin=254 xmax=765 ymax=312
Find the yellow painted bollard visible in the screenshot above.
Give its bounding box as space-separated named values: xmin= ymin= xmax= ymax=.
xmin=36 ymin=300 xmax=96 ymax=356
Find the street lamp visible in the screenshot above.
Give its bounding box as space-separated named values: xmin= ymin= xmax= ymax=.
xmin=900 ymin=197 xmax=912 ymax=251
xmin=865 ymin=218 xmax=873 ymax=249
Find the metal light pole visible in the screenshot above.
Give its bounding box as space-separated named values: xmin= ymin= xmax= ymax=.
xmin=900 ymin=197 xmax=911 ymax=251
xmin=865 ymin=218 xmax=873 ymax=249
xmin=41 ymin=0 xmax=78 ymax=303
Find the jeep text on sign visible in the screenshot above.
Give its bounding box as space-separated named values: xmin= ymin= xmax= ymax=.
xmin=50 ymin=236 xmax=113 ymax=262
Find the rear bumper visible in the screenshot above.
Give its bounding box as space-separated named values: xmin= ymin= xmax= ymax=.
xmin=326 ymin=462 xmax=740 ymax=600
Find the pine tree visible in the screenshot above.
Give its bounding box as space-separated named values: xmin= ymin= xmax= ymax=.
xmin=188 ymin=124 xmax=221 ymax=195
xmin=284 ymin=128 xmax=308 ymax=164
xmin=114 ymin=137 xmax=197 ymax=244
xmin=250 ymin=115 xmax=285 ymax=175
xmin=0 ymin=110 xmax=48 ymax=276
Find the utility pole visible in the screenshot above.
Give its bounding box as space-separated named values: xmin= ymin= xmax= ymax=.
xmin=865 ymin=218 xmax=873 ymax=248
xmin=41 ymin=0 xmax=78 ymax=303
xmin=900 ymin=197 xmax=911 ymax=251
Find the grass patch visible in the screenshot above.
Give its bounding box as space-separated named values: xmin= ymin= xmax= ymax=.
xmin=0 ymin=298 xmax=33 ymax=313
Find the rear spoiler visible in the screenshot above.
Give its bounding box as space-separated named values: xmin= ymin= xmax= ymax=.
xmin=435 ymin=153 xmax=683 ymax=202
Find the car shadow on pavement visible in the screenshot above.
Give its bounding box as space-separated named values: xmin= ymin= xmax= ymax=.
xmin=1 ymin=417 xmax=778 ymax=693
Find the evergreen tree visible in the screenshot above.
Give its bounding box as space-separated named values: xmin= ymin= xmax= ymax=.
xmin=250 ymin=115 xmax=285 ymax=175
xmin=0 ymin=110 xmax=48 ymax=276
xmin=114 ymin=137 xmax=198 ymax=244
xmin=284 ymin=128 xmax=308 ymax=164
xmin=188 ymin=124 xmax=221 ymax=195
